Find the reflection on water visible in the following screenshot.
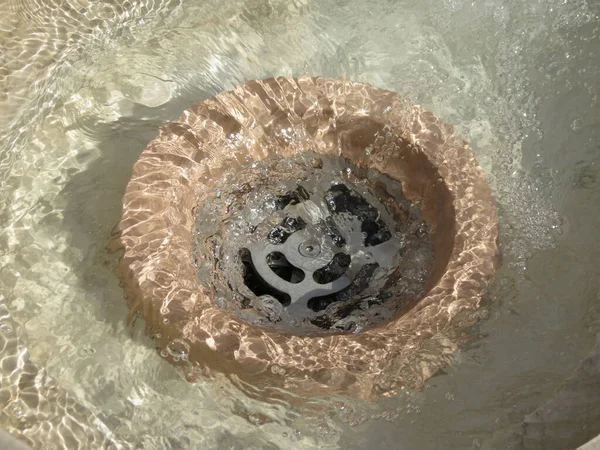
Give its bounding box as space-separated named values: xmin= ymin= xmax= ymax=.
xmin=0 ymin=0 xmax=598 ymax=449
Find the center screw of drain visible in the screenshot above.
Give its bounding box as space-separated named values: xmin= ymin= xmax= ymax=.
xmin=299 ymin=240 xmax=321 ymax=258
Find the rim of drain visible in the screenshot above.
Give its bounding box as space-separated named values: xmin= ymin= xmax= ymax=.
xmin=116 ymin=76 xmax=499 ymax=400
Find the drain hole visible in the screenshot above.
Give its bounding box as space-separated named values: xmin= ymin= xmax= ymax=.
xmin=307 ymin=295 xmax=338 ymax=312
xmin=240 ymin=248 xmax=291 ymax=306
xmin=307 ymin=263 xmax=379 ymax=313
xmin=361 ymin=218 xmax=392 ymax=247
xmin=273 ymin=185 xmax=310 ymax=210
xmin=325 ymin=184 xmax=377 ymax=221
xmin=324 ymin=183 xmax=392 ymax=247
xmin=313 ymin=253 xmax=351 ymax=284
xmin=268 ymin=216 xmax=306 ymax=244
xmin=266 ymin=252 xmax=305 ymax=284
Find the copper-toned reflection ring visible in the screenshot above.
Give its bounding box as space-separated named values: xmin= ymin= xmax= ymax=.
xmin=116 ymin=76 xmax=499 ymax=399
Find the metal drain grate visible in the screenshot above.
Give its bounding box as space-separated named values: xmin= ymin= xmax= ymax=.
xmin=242 ymin=182 xmax=401 ymax=318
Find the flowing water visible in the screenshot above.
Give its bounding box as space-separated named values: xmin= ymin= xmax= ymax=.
xmin=0 ymin=0 xmax=599 ymax=449
xmin=192 ymin=151 xmax=435 ymax=335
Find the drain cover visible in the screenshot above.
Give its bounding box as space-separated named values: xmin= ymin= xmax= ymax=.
xmin=191 ymin=153 xmax=435 ymax=333
xmin=246 ymin=182 xmax=401 ymax=318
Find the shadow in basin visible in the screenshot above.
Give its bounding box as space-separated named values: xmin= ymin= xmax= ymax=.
xmin=56 ymin=92 xmax=214 ymax=332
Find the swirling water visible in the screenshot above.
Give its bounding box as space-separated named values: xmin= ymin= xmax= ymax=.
xmin=0 ymin=0 xmax=598 ymax=448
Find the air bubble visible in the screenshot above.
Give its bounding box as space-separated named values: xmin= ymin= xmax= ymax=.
xmin=271 ymin=364 xmax=286 ymax=375
xmin=78 ymin=347 xmax=96 ymax=357
xmin=317 ymin=422 xmax=335 ymax=437
xmin=167 ymin=339 xmax=190 ymax=359
xmin=571 ymin=117 xmax=583 ymax=131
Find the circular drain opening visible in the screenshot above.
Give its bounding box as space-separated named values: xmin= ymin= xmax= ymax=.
xmin=117 ymin=76 xmax=498 ymax=398
xmin=193 ymin=154 xmax=435 ymax=334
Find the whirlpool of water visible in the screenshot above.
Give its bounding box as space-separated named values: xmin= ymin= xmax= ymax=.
xmin=0 ymin=0 xmax=598 ymax=449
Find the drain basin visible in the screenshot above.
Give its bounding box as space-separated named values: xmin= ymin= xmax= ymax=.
xmin=116 ymin=76 xmax=498 ymax=399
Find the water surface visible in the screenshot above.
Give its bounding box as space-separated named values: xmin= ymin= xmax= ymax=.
xmin=0 ymin=0 xmax=598 ymax=448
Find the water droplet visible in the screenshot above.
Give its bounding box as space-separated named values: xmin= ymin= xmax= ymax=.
xmin=571 ymin=117 xmax=583 ymax=131
xmin=317 ymin=422 xmax=333 ymax=436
